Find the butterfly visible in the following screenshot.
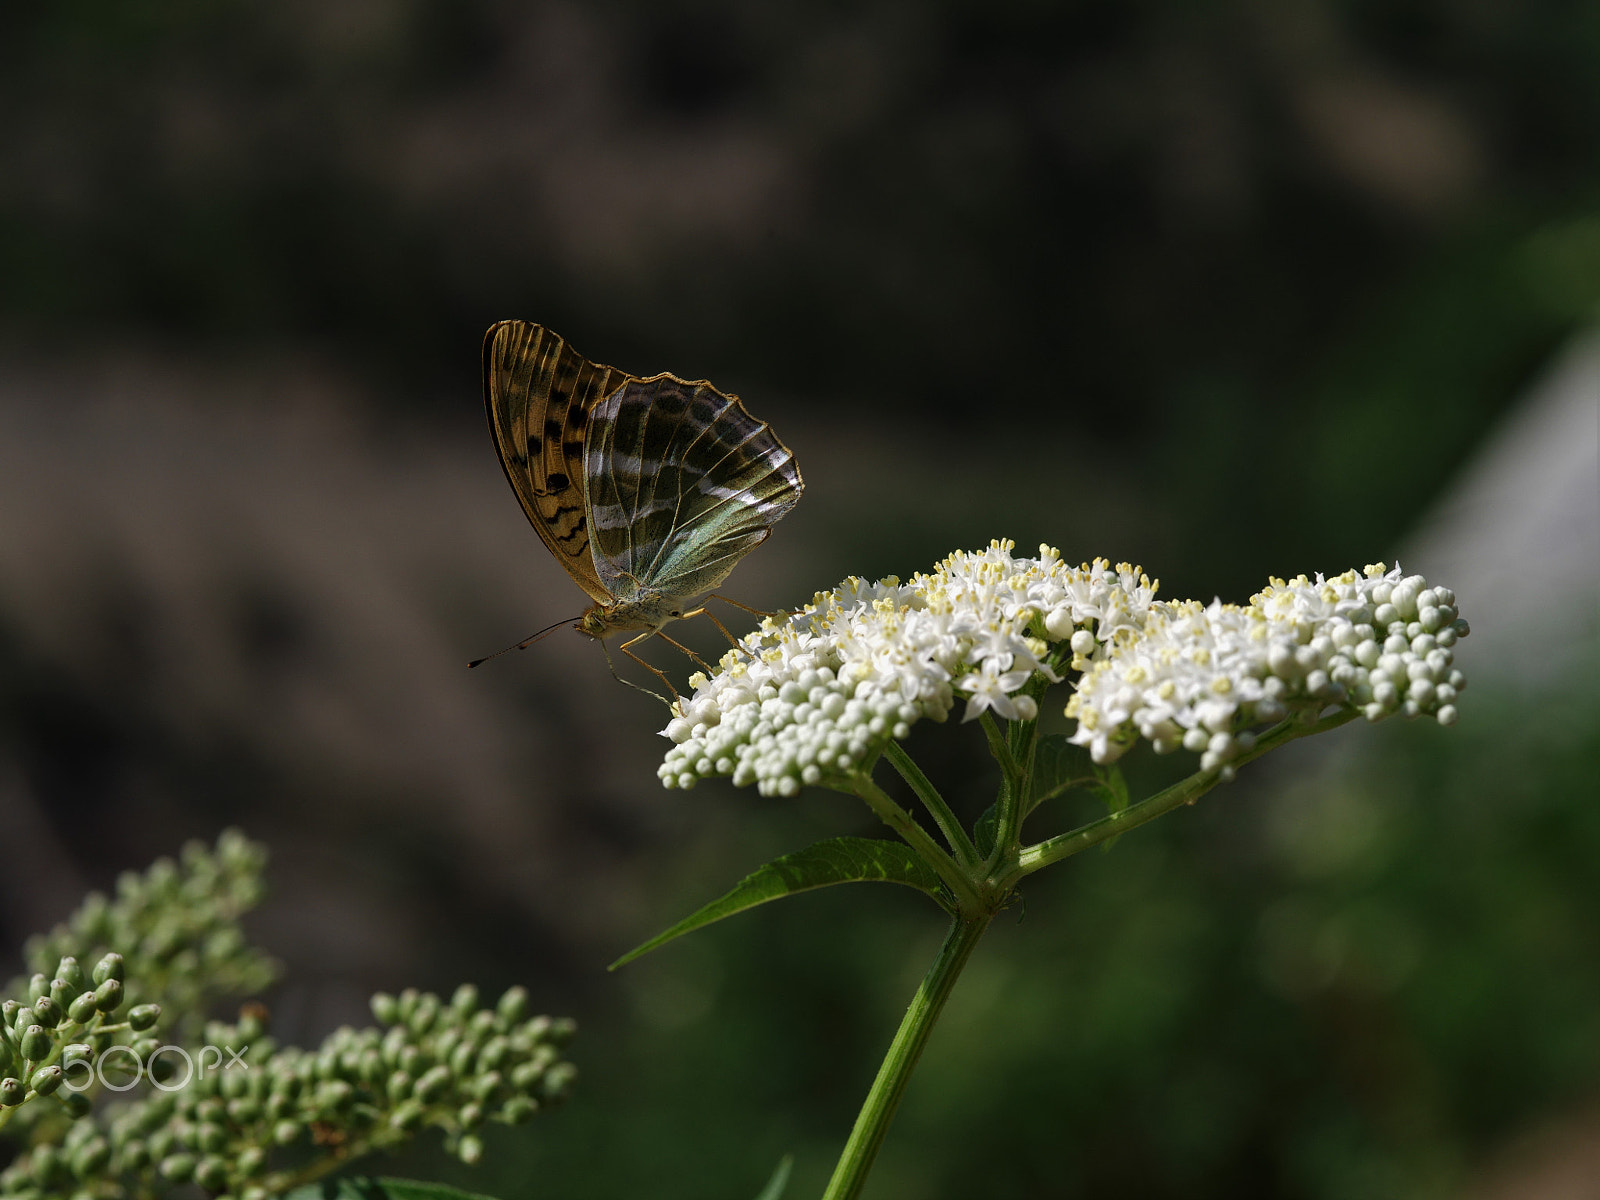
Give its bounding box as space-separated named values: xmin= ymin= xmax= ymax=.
xmin=474 ymin=320 xmax=804 ymax=694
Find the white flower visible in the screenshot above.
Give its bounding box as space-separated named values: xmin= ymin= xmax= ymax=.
xmin=1066 ymin=563 xmax=1469 ymax=769
xmin=957 ymin=660 xmax=1034 ymax=722
xmin=658 ymin=541 xmax=1161 ymax=796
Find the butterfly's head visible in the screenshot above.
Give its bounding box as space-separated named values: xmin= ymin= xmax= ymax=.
xmin=576 ymin=607 xmax=612 ymax=640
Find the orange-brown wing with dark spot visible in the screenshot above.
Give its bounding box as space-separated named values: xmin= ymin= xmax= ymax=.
xmin=482 ymin=320 xmax=633 ymax=604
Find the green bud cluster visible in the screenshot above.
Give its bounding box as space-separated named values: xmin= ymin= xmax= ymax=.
xmin=11 ymin=830 xmax=277 ymax=1045
xmin=0 ymin=949 xmax=163 ymax=1133
xmin=0 ymin=985 xmax=576 ymax=1199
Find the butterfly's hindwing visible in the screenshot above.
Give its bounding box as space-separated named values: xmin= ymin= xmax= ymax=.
xmin=483 ymin=321 xmax=631 ymax=604
xmin=586 ymin=376 xmax=803 ymax=603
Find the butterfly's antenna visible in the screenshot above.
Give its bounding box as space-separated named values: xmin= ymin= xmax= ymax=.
xmin=467 ymin=615 xmax=581 ymax=669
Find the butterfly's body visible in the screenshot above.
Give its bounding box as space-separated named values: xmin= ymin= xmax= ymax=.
xmin=575 ymin=591 xmax=681 ymax=640
xmin=480 ymin=321 xmax=802 ymax=692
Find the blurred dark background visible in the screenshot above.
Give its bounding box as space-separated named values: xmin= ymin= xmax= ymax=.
xmin=1 ymin=2 xmax=1597 ymax=1197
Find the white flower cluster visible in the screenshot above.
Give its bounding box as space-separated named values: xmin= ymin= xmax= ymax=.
xmin=1067 ymin=564 xmax=1468 ymax=773
xmin=659 ymin=541 xmax=1160 ymax=796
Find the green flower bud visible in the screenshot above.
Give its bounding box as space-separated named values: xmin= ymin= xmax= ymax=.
xmin=21 ymin=1024 xmax=52 ymax=1064
xmin=197 ymin=1122 xmax=228 ymax=1153
xmin=70 ymin=1137 xmax=110 ymax=1178
xmin=549 ymin=1017 xmax=577 ymax=1045
xmin=13 ymin=1005 xmax=36 ymax=1035
xmin=449 ymin=1040 xmax=476 ymax=1079
xmin=146 ymin=1129 xmax=176 ymax=1160
xmin=91 ymin=953 xmax=124 ymax=987
xmin=469 ymin=1009 xmax=497 ymax=1038
xmin=267 ymin=1090 xmax=296 ymax=1119
xmin=227 ymin=1096 xmax=259 ymax=1123
xmin=397 ymin=1046 xmax=426 ymax=1077
xmin=395 ymin=988 xmax=420 ymax=1024
xmin=1 ymin=1000 xmax=20 ymax=1026
xmin=31 ymin=997 xmax=62 ymax=1028
xmin=496 ymin=986 xmax=529 ymax=1025
xmin=0 ymin=1077 xmax=24 ymax=1106
xmin=49 ymin=978 xmax=79 ymax=1012
xmin=131 ymin=1036 xmax=161 ymax=1061
xmin=222 ymin=1065 xmax=250 ymax=1099
xmin=457 ymin=1134 xmax=483 ymax=1165
xmin=389 ymin=1099 xmax=425 ymax=1131
xmin=236 ymin=1006 xmax=267 ymax=1043
xmin=159 ymin=1153 xmax=196 ymax=1182
xmin=55 ymin=957 xmax=86 ymax=994
xmin=61 ymin=1089 xmax=92 ymax=1118
xmin=386 ymin=1069 xmax=414 ymax=1104
xmin=316 ymin=1080 xmax=354 ymax=1114
xmin=67 ymin=993 xmax=99 ymax=1024
xmin=500 ymin=1095 xmax=538 ymax=1124
xmin=117 ymin=1139 xmax=149 ymax=1171
xmin=541 ymin=1061 xmax=577 ymax=1101
xmin=243 ymin=1190 xmax=273 ymax=1200
xmin=30 ymin=1065 xmax=63 ymax=1096
xmin=28 ymin=974 xmax=50 ymax=1004
xmin=370 ymin=993 xmax=399 ymax=1026
xmin=359 ymin=1047 xmax=385 ymax=1087
xmin=510 ymin=1060 xmax=544 ymax=1091
xmin=195 ymin=1154 xmax=229 ymax=1190
xmin=450 ymin=983 xmax=480 ymax=1017
xmin=413 ymin=1064 xmax=452 ymax=1104
xmin=471 ymin=1070 xmax=503 ymax=1104
xmin=408 ymin=993 xmax=441 ymax=1036
xmin=128 ymin=1004 xmax=161 ymax=1032
xmin=272 ymin=1070 xmax=303 ymax=1099
xmin=30 ymin=1144 xmax=60 ymax=1187
xmin=195 ymin=1096 xmax=226 ymax=1124
xmin=433 ymin=1028 xmax=461 ymax=1064
xmin=273 ymin=1120 xmax=301 ymax=1146
xmin=477 ymin=1036 xmax=509 ymax=1073
xmin=236 ymin=1145 xmax=267 ymax=1177
xmin=92 ymin=978 xmax=123 ymax=1014
xmin=457 ymin=1101 xmax=484 ymax=1129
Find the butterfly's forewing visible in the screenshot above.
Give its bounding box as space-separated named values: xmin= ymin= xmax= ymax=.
xmin=585 ymin=376 xmax=803 ymax=603
xmin=483 ymin=321 xmax=632 ymax=604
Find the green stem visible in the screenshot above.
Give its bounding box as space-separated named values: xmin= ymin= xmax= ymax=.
xmin=884 ymin=742 xmax=979 ymax=867
xmin=1007 ymin=710 xmax=1357 ymax=884
xmin=821 ymin=914 xmax=991 ymax=1200
xmin=848 ymin=777 xmax=983 ymax=912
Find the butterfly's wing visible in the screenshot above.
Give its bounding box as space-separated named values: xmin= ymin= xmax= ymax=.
xmin=585 ymin=375 xmax=803 ymax=604
xmin=483 ymin=320 xmax=633 ymax=604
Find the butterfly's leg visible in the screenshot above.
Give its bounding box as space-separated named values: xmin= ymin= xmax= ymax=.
xmin=602 ymin=636 xmax=677 ymax=708
xmin=678 ymin=606 xmax=743 ymax=652
xmin=652 ymin=628 xmax=714 ymax=673
xmin=706 ymin=593 xmax=775 ymax=618
xmin=616 ymin=633 xmax=683 ymax=706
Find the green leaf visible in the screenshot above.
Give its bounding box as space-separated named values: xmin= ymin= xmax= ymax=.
xmin=1028 ymin=735 xmax=1099 ymax=811
xmin=1093 ymin=762 xmax=1130 ymax=851
xmin=752 ymin=1154 xmax=795 ymax=1200
xmin=973 ymin=801 xmax=999 ymax=858
xmin=283 ymin=1178 xmax=504 ymax=1200
xmin=610 ymin=838 xmax=947 ymax=969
